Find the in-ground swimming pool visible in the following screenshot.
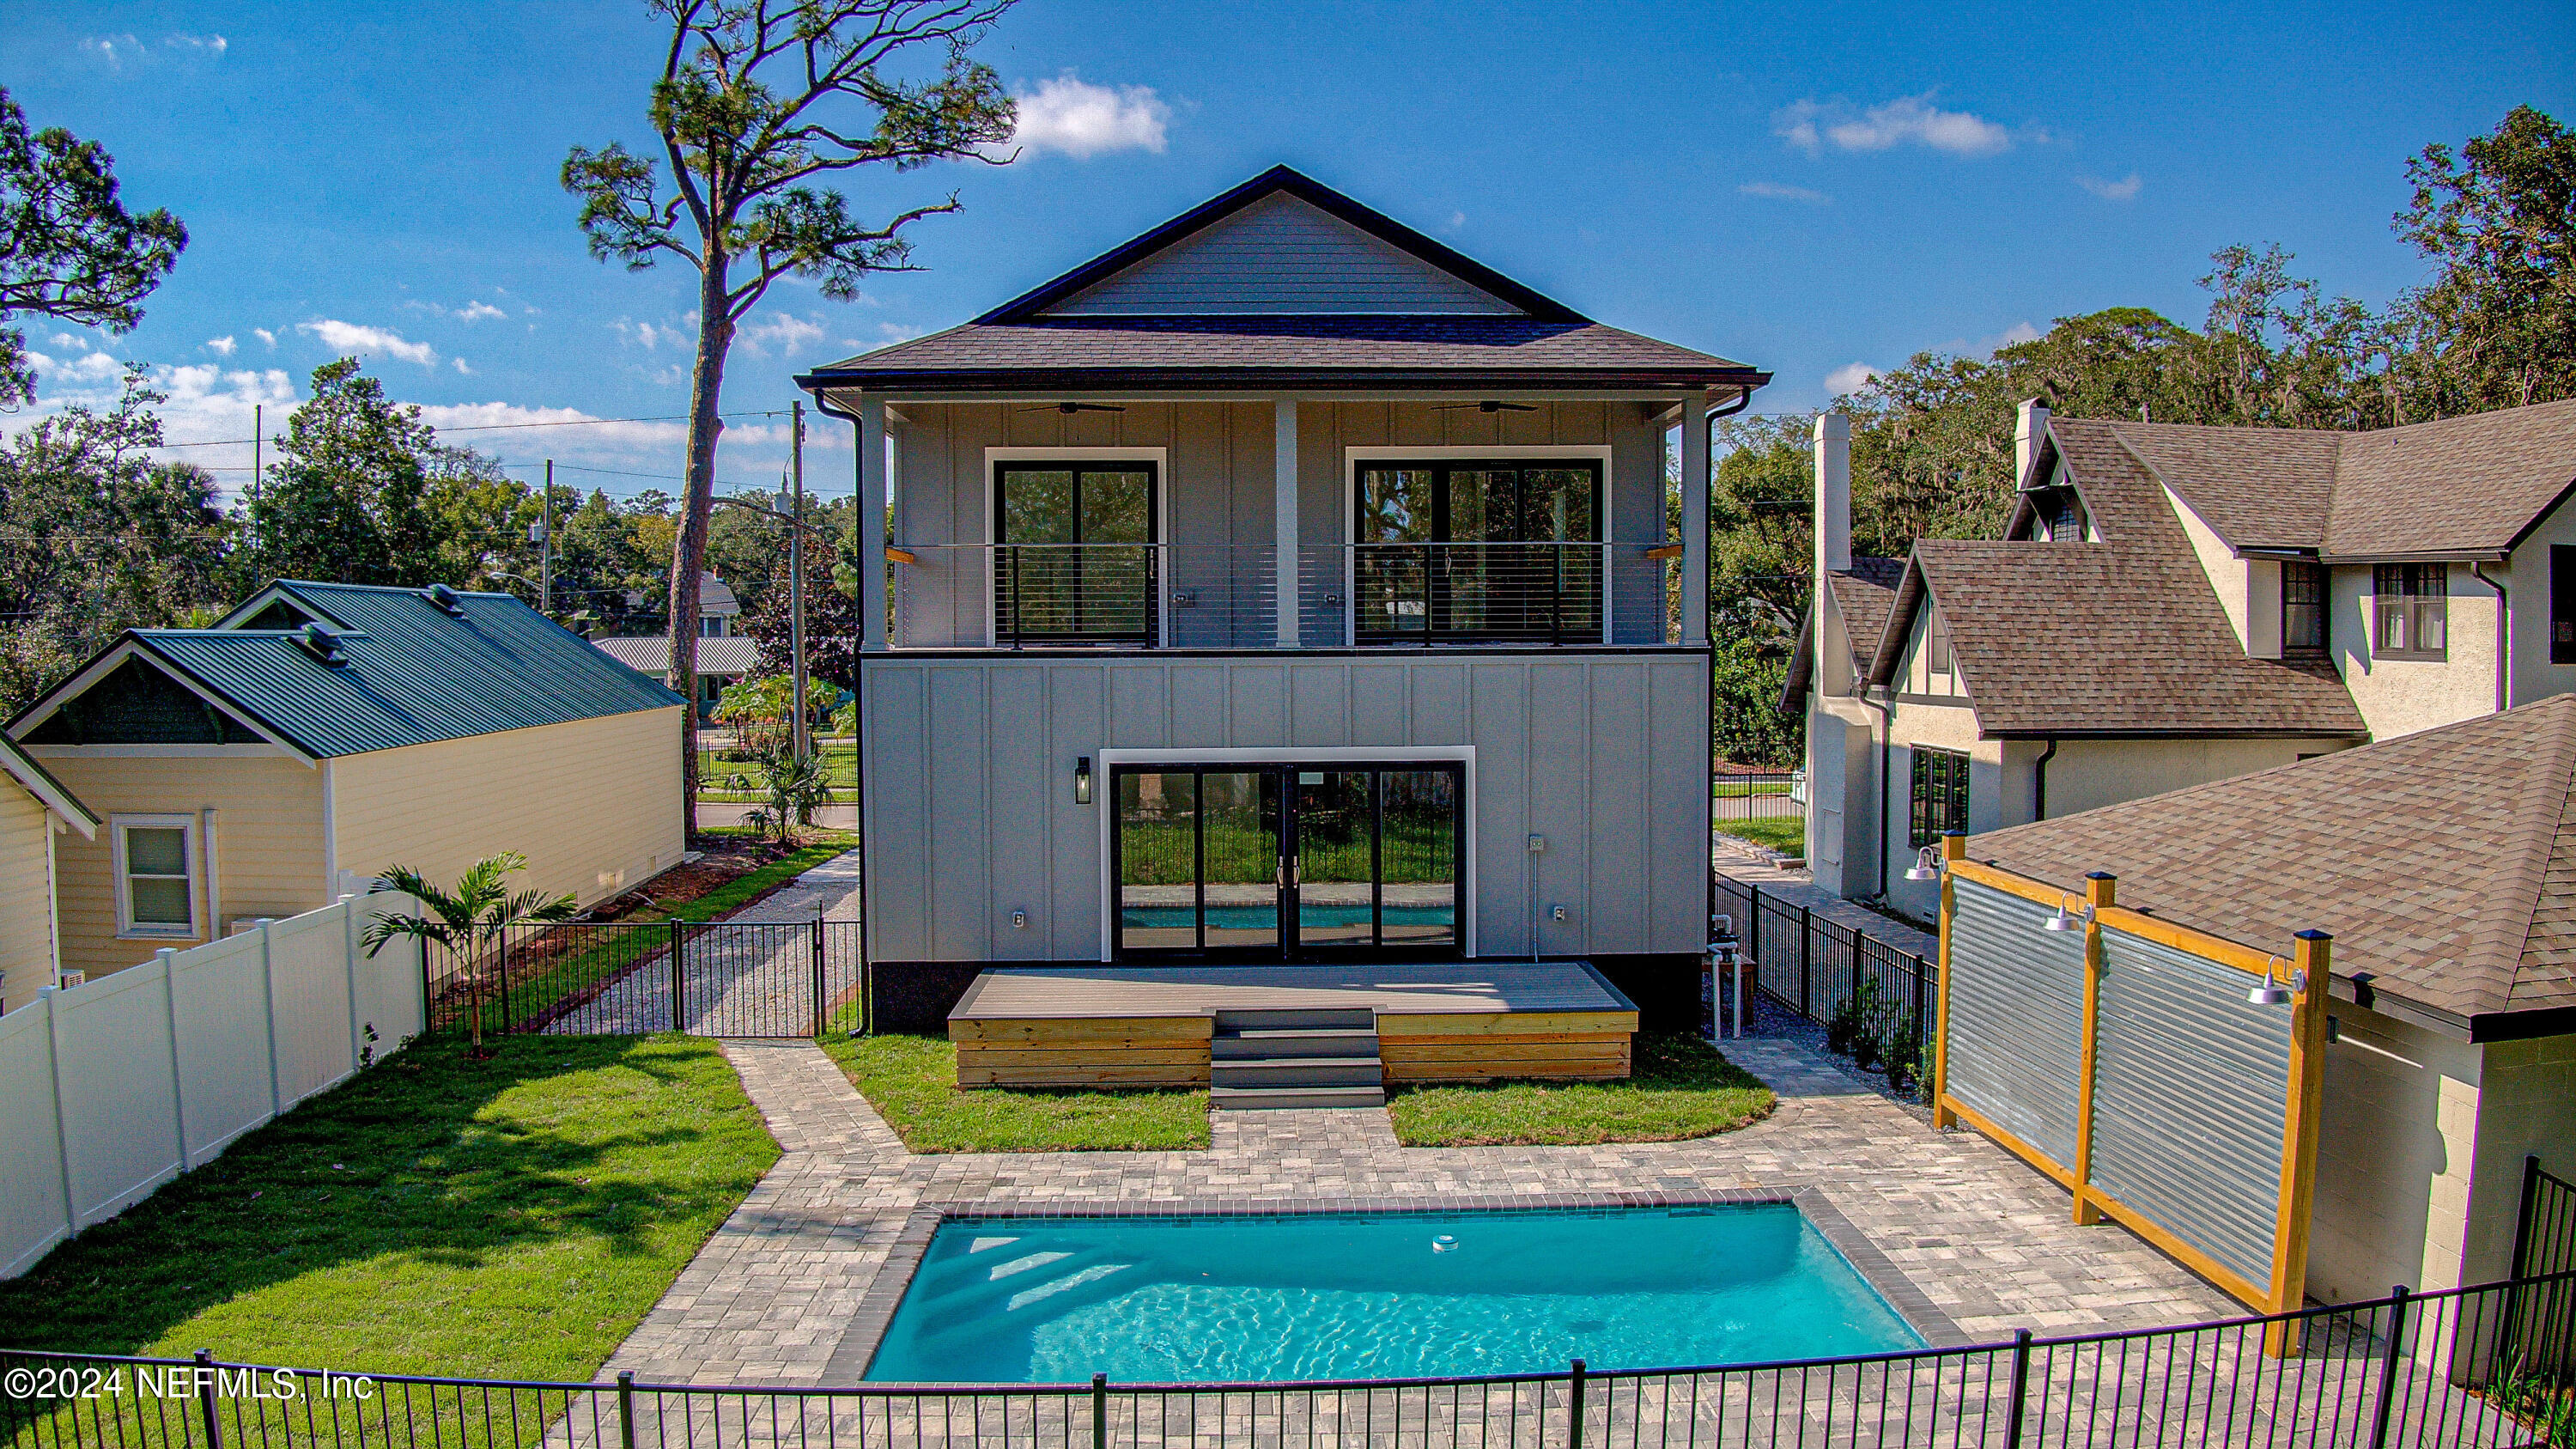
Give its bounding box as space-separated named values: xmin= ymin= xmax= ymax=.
xmin=862 ymin=1204 xmax=1922 ymax=1384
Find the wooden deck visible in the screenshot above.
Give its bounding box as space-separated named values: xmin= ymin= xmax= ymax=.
xmin=948 ymin=962 xmax=1639 ymax=1089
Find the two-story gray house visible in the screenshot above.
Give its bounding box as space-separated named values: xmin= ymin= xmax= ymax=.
xmin=796 ymin=166 xmax=1766 ymax=1029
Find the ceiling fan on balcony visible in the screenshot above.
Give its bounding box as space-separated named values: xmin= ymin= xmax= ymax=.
xmin=1020 ymin=401 xmax=1127 ymax=413
xmin=1433 ymin=400 xmax=1538 ymax=412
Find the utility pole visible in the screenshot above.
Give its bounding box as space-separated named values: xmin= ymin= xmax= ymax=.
xmin=540 ymin=459 xmax=556 ymax=618
xmin=249 ymin=405 xmax=262 ymax=569
xmin=788 ymin=401 xmax=808 ymax=767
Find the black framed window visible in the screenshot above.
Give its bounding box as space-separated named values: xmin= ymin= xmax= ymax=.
xmin=993 ymin=461 xmax=1157 ymax=643
xmin=2281 ymin=560 xmax=2326 ymax=657
xmin=1908 ymin=747 xmax=1968 ymax=850
xmin=2555 ymin=546 xmax=2576 ymax=665
xmin=1352 ymin=460 xmax=1603 ymax=642
xmin=2372 ymin=563 xmax=2447 ymax=660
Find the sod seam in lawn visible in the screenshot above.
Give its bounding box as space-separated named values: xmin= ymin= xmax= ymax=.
xmin=1384 ymin=1033 xmax=1775 ymax=1147
xmin=818 ymin=1033 xmax=1209 ymax=1152
xmin=0 ymin=1035 xmax=776 ymax=1382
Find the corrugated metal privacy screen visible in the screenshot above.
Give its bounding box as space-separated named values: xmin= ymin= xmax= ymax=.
xmin=1944 ymin=879 xmax=2087 ymax=1166
xmin=2092 ymin=926 xmax=2293 ymax=1289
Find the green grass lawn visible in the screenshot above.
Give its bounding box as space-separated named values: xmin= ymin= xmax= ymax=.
xmin=1385 ymin=1033 xmax=1774 ymax=1147
xmin=818 ymin=1033 xmax=1209 ymax=1152
xmin=0 ymin=1036 xmax=775 ymax=1382
xmin=1716 ymin=816 xmax=1806 ymax=855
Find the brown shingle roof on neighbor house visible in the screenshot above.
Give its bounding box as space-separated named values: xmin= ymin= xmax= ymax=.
xmin=800 ymin=317 xmax=1763 ymax=390
xmin=2070 ymin=397 xmax=2576 ymax=559
xmin=1829 ymin=558 xmax=1906 ymax=661
xmin=1968 ymin=694 xmax=2576 ymax=1037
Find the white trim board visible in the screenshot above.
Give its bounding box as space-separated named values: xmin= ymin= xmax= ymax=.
xmin=1340 ymin=446 xmax=1616 ymax=648
xmin=8 ymin=641 xmax=318 ymax=764
xmin=1091 ymin=745 xmax=1478 ymax=962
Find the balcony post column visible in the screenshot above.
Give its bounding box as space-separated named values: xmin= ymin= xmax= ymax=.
xmin=859 ymin=392 xmax=890 ymax=652
xmin=1681 ymin=391 xmax=1710 ymax=647
xmin=1273 ymin=398 xmax=1300 ymax=648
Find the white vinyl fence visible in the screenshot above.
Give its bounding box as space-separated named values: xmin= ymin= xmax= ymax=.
xmin=0 ymin=891 xmax=427 ymax=1279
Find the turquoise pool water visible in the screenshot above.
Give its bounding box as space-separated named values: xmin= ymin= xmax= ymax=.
xmin=862 ymin=1205 xmax=1922 ymax=1384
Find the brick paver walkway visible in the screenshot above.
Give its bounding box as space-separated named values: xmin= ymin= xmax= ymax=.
xmin=599 ymin=1035 xmax=2243 ymax=1389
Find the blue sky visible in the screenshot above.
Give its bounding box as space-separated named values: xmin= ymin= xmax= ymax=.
xmin=10 ymin=0 xmax=2572 ymax=503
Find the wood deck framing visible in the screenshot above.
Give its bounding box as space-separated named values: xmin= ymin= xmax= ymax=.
xmin=947 ymin=963 xmax=1640 ymax=1089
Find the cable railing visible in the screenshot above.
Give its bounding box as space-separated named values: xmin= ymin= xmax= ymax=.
xmin=883 ymin=541 xmax=1681 ymax=649
xmin=6 ymin=1269 xmax=2570 ymax=1449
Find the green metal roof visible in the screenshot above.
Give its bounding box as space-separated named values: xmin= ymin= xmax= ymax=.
xmin=18 ymin=581 xmax=684 ymax=759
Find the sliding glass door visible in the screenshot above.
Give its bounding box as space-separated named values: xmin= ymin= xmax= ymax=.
xmin=1110 ymin=762 xmax=1463 ymax=960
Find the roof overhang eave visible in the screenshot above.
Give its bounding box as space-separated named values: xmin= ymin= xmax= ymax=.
xmin=795 ymin=366 xmax=1772 ymax=396
xmin=1980 ymin=726 xmax=2374 ymax=741
xmin=2318 ymin=547 xmax=2512 ymax=565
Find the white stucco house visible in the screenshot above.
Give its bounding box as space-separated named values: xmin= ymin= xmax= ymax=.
xmin=1789 ymin=395 xmax=2576 ymax=922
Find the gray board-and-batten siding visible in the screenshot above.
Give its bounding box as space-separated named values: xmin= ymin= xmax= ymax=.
xmin=888 ymin=400 xmax=1675 ymax=649
xmin=857 ymin=650 xmax=1710 ymax=965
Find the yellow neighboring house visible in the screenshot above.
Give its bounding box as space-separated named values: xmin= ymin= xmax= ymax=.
xmin=0 ymin=734 xmax=100 ymax=1014
xmin=7 ymin=580 xmax=689 ymax=985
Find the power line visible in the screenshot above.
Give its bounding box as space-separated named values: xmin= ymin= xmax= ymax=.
xmin=151 ymin=408 xmax=794 ymax=449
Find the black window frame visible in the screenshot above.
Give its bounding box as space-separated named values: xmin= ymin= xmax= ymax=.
xmin=991 ymin=460 xmax=1161 ymax=646
xmin=2372 ymin=562 xmax=2448 ymax=661
xmin=2554 ymin=545 xmax=2576 ymax=666
xmin=1908 ymin=746 xmax=1969 ymax=851
xmin=1350 ymin=458 xmax=1607 ymax=645
xmin=2281 ymin=559 xmax=2327 ymax=658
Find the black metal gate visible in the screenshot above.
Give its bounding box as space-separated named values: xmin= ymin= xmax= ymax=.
xmin=427 ymin=919 xmax=866 ymax=1038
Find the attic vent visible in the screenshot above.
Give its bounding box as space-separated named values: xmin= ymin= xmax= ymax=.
xmin=291 ymin=621 xmax=350 ymax=667
xmin=422 ymin=582 xmax=465 ymax=616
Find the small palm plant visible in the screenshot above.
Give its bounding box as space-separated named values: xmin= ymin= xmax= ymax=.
xmin=362 ymin=851 xmax=578 ymax=1058
xmin=724 ymin=730 xmax=835 ymax=841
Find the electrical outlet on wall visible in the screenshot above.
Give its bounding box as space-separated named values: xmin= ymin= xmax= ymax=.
xmin=1551 ymin=904 xmax=1567 ymax=922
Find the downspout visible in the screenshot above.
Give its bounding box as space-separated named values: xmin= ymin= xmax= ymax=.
xmin=2032 ymin=738 xmax=2058 ymax=824
xmin=2472 ymin=563 xmax=2509 ymax=713
xmin=1866 ymin=687 xmax=1894 ymax=900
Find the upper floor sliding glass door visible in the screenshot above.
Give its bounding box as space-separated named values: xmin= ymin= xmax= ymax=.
xmin=993 ymin=461 xmax=1157 ymax=644
xmin=1112 ymin=762 xmax=1464 ymax=962
xmin=1353 ymin=460 xmax=1603 ymax=644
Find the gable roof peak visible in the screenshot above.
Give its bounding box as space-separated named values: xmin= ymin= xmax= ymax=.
xmin=973 ymin=164 xmax=1588 ymax=326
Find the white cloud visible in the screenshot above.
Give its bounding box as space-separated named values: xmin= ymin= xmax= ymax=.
xmin=1448 ymin=211 xmax=1467 ymax=229
xmin=297 ymin=319 xmax=438 ymax=366
xmin=999 ymin=73 xmax=1170 ymax=160
xmin=452 ymin=357 xmax=473 ymax=374
xmin=1 ymin=361 xmax=295 ymax=506
xmin=27 ymin=344 xmax=125 ymax=385
xmin=2076 ymin=173 xmax=2143 ymax=202
xmin=252 ymin=328 xmax=276 ymax=348
xmin=166 ymin=33 xmax=227 ymax=58
xmin=80 ymin=34 xmax=142 ymax=67
xmin=1740 ymin=181 xmax=1831 ymax=204
xmin=735 ymin=312 xmax=827 ymax=358
xmin=80 ymin=32 xmax=225 ymax=68
xmin=204 ymin=335 xmax=237 ymax=356
xmin=410 ymin=299 xmax=507 ymax=322
xmin=1825 ymin=362 xmax=1880 ymax=395
xmin=1774 ymin=94 xmax=2015 ymax=158
xmin=614 ymin=318 xmax=690 ymax=351
xmin=1977 ymin=320 xmax=2043 ymax=354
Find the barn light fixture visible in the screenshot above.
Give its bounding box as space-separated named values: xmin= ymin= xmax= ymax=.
xmin=2043 ymin=897 xmax=2095 ymax=934
xmin=2248 ymin=957 xmax=2298 ymax=1006
xmin=1905 ymin=846 xmax=1943 ymax=881
xmin=1074 ymin=756 xmax=1093 ymax=806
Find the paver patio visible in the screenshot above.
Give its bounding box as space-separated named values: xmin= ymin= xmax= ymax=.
xmin=599 ymin=1032 xmax=2244 ymax=1389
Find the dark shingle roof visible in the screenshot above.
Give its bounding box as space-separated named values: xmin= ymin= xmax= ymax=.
xmin=801 ymin=317 xmax=1762 ymax=390
xmin=2075 ymin=399 xmax=2576 ymax=559
xmin=1868 ymin=421 xmax=2367 ymax=738
xmin=1778 ymin=558 xmax=1905 ymax=709
xmin=1970 ymin=694 xmax=2576 ymax=1033
xmin=13 ymin=581 xmax=684 ymax=759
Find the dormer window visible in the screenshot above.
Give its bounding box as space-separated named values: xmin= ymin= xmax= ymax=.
xmin=701 ymin=616 xmax=728 ymax=638
xmin=2027 ymin=487 xmax=2087 ymax=542
xmin=2282 ymin=561 xmax=2325 ymax=657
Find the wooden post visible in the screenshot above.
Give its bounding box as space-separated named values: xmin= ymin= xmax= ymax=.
xmin=2265 ymin=928 xmax=2333 ymax=1356
xmin=1930 ymin=831 xmax=1966 ymax=1128
xmin=2071 ymin=872 xmax=2116 ymax=1225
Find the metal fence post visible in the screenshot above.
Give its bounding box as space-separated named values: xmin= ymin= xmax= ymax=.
xmin=1797 ymin=904 xmax=1812 ymax=1019
xmin=617 ymin=1371 xmax=637 ymax=1449
xmin=2000 ymin=1329 xmax=2032 ymax=1449
xmin=668 ymin=919 xmax=686 ymax=1033
xmin=193 ymin=1349 xmax=223 ymax=1449
xmin=1091 ymin=1373 xmax=1108 ymax=1449
xmin=811 ymin=917 xmax=827 ymax=1038
xmin=495 ymin=925 xmax=513 ymax=1033
xmin=2367 ymin=1286 xmax=2410 ymax=1449
xmin=2502 ymin=1156 xmax=2543 ymax=1366
xmin=1567 ymin=1359 xmax=1586 ymax=1449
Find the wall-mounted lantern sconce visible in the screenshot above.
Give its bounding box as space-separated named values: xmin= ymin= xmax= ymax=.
xmin=2042 ymin=896 xmax=2096 ymax=934
xmin=2247 ymin=957 xmax=2298 ymax=1006
xmin=1074 ymin=756 xmax=1093 ymax=806
xmin=1905 ymin=845 xmax=1943 ymax=882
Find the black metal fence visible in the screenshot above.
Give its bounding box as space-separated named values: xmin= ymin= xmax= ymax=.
xmin=424 ymin=919 xmax=866 ymax=1039
xmin=1710 ymin=771 xmax=1802 ymax=825
xmin=8 ymin=1267 xmax=2573 ymax=1449
xmin=1713 ymin=876 xmax=1937 ymax=1072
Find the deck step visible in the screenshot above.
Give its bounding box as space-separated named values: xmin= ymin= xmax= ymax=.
xmin=1212 ymin=1026 xmax=1379 ymax=1059
xmin=1211 ymin=1084 xmax=1388 ymax=1111
xmin=1211 ymin=1056 xmax=1383 ymax=1088
xmin=1212 ymin=1007 xmax=1376 ymax=1032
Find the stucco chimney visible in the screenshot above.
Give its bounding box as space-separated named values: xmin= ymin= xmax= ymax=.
xmin=1813 ymin=412 xmax=1851 ymax=577
xmin=2015 ymin=398 xmax=2050 ymax=489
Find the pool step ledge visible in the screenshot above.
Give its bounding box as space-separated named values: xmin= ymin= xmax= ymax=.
xmin=1210 ymin=1008 xmax=1386 ymax=1109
